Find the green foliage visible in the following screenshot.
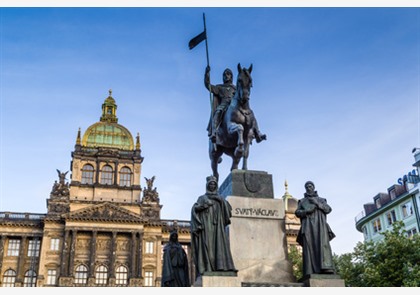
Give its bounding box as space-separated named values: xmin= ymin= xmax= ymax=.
xmin=288 ymin=245 xmax=303 ymax=281
xmin=335 ymin=221 xmax=420 ymax=287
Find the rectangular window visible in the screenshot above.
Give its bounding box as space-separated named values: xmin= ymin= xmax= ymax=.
xmin=407 ymin=228 xmax=418 ymax=238
xmin=144 ymin=271 xmax=154 ymax=287
xmin=46 ymin=269 xmax=57 ymax=285
xmin=7 ymin=239 xmax=20 ymax=256
xmin=28 ymin=239 xmax=41 ymax=257
xmin=401 ymin=201 xmax=414 ymax=218
xmin=375 ymin=198 xmax=381 ymax=209
xmin=372 ymin=218 xmax=382 ymax=234
xmin=386 ymin=210 xmax=397 ymax=226
xmin=145 ymin=241 xmax=154 ymax=254
xmin=50 ymin=238 xmax=60 ymax=251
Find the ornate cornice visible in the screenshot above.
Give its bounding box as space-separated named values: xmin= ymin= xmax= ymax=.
xmin=65 ymin=202 xmax=144 ymax=223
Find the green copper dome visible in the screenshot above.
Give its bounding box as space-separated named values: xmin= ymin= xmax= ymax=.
xmin=81 ymin=90 xmax=134 ymax=150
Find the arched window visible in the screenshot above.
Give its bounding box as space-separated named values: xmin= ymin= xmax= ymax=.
xmin=23 ymin=270 xmax=37 ymax=287
xmin=95 ymin=265 xmax=108 ymax=286
xmin=81 ymin=164 xmax=94 ymax=184
xmin=74 ymin=265 xmax=88 ymax=286
xmin=115 ymin=265 xmax=128 ymax=286
xmin=100 ymin=165 xmax=113 ymax=185
xmin=119 ymin=167 xmax=132 ymax=186
xmin=2 ymin=269 xmax=16 ymax=287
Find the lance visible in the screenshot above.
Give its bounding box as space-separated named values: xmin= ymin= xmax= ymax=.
xmin=202 ymin=13 xmax=217 ymax=151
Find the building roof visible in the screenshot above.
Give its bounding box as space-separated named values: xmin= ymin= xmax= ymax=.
xmin=81 ymin=90 xmax=134 ymax=150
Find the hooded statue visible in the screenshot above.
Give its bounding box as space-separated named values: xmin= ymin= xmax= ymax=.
xmin=295 ymin=181 xmax=336 ymax=276
xmin=190 ymin=176 xmax=236 ymax=277
xmin=161 ymin=230 xmax=190 ymax=287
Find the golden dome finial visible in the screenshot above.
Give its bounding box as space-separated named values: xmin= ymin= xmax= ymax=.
xmin=109 ymin=89 xmax=112 ymax=96
xmin=285 ymin=180 xmax=289 ymax=193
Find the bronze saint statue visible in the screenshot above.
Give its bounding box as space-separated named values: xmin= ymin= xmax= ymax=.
xmin=295 ymin=181 xmax=336 ymax=277
xmin=161 ymin=230 xmax=190 ymax=287
xmin=206 ymin=64 xmax=266 ymax=180
xmin=205 ymin=66 xmax=236 ymax=143
xmin=190 ymin=176 xmax=236 ymax=277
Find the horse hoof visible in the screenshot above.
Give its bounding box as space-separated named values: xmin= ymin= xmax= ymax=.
xmin=256 ymin=134 xmax=267 ymax=143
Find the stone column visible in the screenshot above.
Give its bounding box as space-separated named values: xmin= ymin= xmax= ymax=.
xmin=114 ymin=161 xmax=119 ymax=185
xmin=60 ymin=230 xmax=70 ymax=276
xmin=68 ymin=230 xmax=77 ymax=276
xmin=15 ymin=236 xmax=27 ymax=286
xmin=89 ymin=231 xmax=97 ymax=277
xmin=0 ymin=235 xmax=4 ymax=273
xmin=137 ymin=232 xmax=143 ymax=278
xmin=130 ymin=232 xmax=137 ymax=277
xmin=95 ymin=160 xmax=100 ymax=184
xmin=110 ymin=232 xmax=117 ymax=277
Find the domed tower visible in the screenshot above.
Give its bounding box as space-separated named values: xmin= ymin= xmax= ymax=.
xmin=282 ymin=180 xmax=301 ymax=250
xmin=69 ymin=90 xmax=144 ymax=214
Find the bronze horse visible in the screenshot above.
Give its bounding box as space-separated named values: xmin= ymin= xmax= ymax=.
xmin=209 ymin=63 xmax=266 ymax=180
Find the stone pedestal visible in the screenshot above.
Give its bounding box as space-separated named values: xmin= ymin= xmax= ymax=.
xmin=219 ymin=169 xmax=296 ymax=286
xmin=193 ymin=271 xmax=241 ymax=287
xmin=300 ymin=274 xmax=346 ymax=287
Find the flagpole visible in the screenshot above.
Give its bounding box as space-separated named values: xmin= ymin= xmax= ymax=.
xmin=203 ymin=13 xmax=211 ymax=103
xmin=203 ymin=13 xmax=210 ymax=68
xmin=203 ymin=13 xmax=217 ymax=151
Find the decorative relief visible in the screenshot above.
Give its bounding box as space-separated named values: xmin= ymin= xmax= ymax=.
xmin=141 ymin=208 xmax=160 ymax=220
xmin=48 ymin=202 xmax=70 ymax=214
xmin=76 ymin=238 xmax=90 ymax=250
xmin=96 ymin=148 xmax=119 ymax=157
xmin=117 ymin=239 xmax=130 ymax=252
xmin=244 ymin=172 xmax=262 ymax=193
xmin=67 ymin=202 xmax=143 ymax=223
xmin=97 ymin=238 xmax=111 ymax=251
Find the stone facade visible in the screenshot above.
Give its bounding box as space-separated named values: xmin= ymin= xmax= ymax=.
xmin=0 ymin=92 xmax=192 ymax=287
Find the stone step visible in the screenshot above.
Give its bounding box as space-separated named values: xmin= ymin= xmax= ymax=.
xmin=242 ymin=282 xmax=305 ymax=287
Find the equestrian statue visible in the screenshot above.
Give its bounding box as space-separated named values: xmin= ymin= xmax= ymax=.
xmin=205 ymin=63 xmax=266 ymax=180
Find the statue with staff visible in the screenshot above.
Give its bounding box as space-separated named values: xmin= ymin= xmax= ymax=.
xmin=189 ymin=13 xmax=267 ymax=180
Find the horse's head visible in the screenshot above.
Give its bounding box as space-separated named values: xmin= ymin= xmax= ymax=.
xmin=236 ymin=63 xmax=253 ymax=105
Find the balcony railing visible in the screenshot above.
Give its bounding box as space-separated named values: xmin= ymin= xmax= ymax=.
xmin=0 ymin=212 xmax=45 ymax=221
xmin=354 ymin=210 xmax=366 ymax=223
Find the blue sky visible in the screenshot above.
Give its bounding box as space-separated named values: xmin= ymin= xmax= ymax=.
xmin=1 ymin=5 xmax=419 ymax=256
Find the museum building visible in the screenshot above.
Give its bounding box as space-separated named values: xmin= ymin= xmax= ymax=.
xmin=0 ymin=91 xmax=192 ymax=287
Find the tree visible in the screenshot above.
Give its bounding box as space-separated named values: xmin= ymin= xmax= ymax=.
xmin=335 ymin=221 xmax=420 ymax=287
xmin=288 ymin=245 xmax=303 ymax=281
